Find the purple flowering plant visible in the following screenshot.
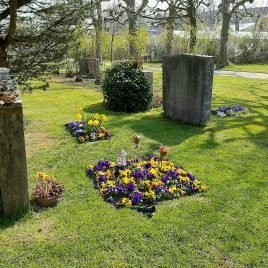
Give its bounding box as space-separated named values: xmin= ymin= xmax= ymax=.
xmin=211 ymin=106 xmax=249 ymax=117
xmin=85 ymin=155 xmax=208 ymax=213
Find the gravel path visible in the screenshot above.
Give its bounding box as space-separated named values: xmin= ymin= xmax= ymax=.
xmin=143 ymin=67 xmax=268 ymax=80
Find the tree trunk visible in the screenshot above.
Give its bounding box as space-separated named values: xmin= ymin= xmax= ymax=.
xmin=0 ymin=44 xmax=8 ymax=67
xmin=188 ymin=0 xmax=197 ymax=52
xmin=166 ymin=4 xmax=175 ymax=56
xmin=189 ymin=20 xmax=197 ymax=52
xmin=127 ymin=0 xmax=138 ymax=58
xmin=110 ymin=29 xmax=115 ymax=62
xmin=95 ymin=1 xmax=103 ymax=63
xmin=234 ymin=14 xmax=240 ymax=31
xmin=218 ymin=8 xmax=231 ymax=68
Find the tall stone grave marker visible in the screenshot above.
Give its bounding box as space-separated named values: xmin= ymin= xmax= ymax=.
xmin=0 ymin=68 xmax=29 ymax=216
xmin=163 ymin=54 xmax=214 ymax=125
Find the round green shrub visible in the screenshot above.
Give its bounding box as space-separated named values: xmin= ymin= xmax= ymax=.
xmin=102 ymin=61 xmax=153 ymax=112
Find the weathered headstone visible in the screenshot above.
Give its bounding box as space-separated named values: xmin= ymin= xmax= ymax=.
xmin=87 ymin=58 xmax=101 ymax=81
xmin=162 ymin=54 xmax=214 ymax=125
xmin=79 ymin=59 xmax=89 ymax=76
xmin=0 ymin=68 xmax=29 ymax=217
xmin=143 ymin=71 xmax=153 ymax=89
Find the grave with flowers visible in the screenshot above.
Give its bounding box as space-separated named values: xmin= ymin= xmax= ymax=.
xmin=85 ymin=145 xmax=208 ymax=217
xmin=65 ymin=108 xmax=111 ymax=143
xmin=211 ymin=106 xmax=249 ymax=117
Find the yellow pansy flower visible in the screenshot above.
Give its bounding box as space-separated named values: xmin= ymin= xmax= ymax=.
xmin=93 ymin=120 xmax=99 ymax=126
xmin=122 ymin=177 xmax=130 ymax=185
xmin=179 ymin=189 xmax=186 ymax=196
xmin=77 ymin=114 xmax=82 ymax=121
xmin=94 ymin=113 xmax=100 ymax=119
xmin=107 ymin=170 xmax=114 ymax=178
xmin=179 ymin=169 xmax=187 ymax=176
xmin=88 ymin=119 xmax=94 ymax=126
xmin=200 ymin=185 xmax=208 ymax=191
xmin=121 ymin=198 xmax=132 ymax=206
xmin=152 ymin=180 xmax=163 ymax=187
xmin=119 ymin=169 xmax=131 ymax=177
xmin=168 ymin=186 xmax=177 ymax=193
xmin=107 ymin=180 xmax=115 ymax=187
xmin=78 ymin=136 xmax=86 ymax=143
xmin=149 ymin=168 xmax=157 ymax=176
xmin=101 ymin=115 xmax=107 ymax=122
xmin=179 ymin=176 xmax=190 ymax=184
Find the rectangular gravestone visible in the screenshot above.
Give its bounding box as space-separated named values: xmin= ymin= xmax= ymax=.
xmin=0 ymin=68 xmax=29 ymax=217
xmin=162 ymin=54 xmax=214 ymax=125
xmin=143 ymin=71 xmax=153 ymax=89
xmin=87 ymin=58 xmax=101 ymax=83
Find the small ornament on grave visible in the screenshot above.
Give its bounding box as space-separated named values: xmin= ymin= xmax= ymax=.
xmin=116 ymin=149 xmax=128 ymax=166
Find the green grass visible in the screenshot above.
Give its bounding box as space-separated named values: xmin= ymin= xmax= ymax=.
xmin=222 ymin=64 xmax=268 ymax=73
xmin=0 ymin=76 xmax=268 ymax=267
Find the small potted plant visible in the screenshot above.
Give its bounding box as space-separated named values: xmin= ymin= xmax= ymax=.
xmin=32 ymin=173 xmax=64 ymax=207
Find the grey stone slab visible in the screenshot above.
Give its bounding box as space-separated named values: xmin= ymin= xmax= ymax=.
xmin=163 ymin=54 xmax=214 ymax=125
xmin=0 ymin=69 xmax=29 ymax=217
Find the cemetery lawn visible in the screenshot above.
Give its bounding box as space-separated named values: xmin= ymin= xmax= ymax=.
xmin=221 ymin=64 xmax=268 ymax=73
xmin=0 ymin=76 xmax=267 ymax=268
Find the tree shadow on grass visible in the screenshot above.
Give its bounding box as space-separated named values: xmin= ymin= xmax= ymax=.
xmin=83 ymin=95 xmax=267 ymax=153
xmin=0 ymin=213 xmax=28 ymax=230
xmin=203 ymin=91 xmax=268 ymax=149
xmin=83 ymin=102 xmax=210 ymax=153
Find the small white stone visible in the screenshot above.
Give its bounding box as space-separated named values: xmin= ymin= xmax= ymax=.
xmin=0 ymin=100 xmax=4 ymax=105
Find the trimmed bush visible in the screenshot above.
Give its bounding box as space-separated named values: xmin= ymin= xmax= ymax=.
xmin=102 ymin=61 xmax=153 ymax=112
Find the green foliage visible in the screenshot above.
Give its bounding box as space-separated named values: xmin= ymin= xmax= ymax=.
xmin=228 ymin=35 xmax=268 ymax=64
xmin=102 ymin=61 xmax=152 ymax=112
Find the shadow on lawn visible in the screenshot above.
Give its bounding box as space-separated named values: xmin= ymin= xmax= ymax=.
xmin=0 ymin=214 xmax=26 ymax=230
xmin=83 ymin=96 xmax=267 ymax=152
xmin=206 ymin=93 xmax=268 ymax=148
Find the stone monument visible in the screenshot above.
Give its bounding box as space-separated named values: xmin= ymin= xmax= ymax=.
xmin=143 ymin=71 xmax=153 ymax=89
xmin=162 ymin=54 xmax=214 ymax=125
xmin=0 ymin=68 xmax=29 ymax=217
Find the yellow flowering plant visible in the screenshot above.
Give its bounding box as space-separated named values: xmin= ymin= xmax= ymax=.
xmin=65 ymin=109 xmax=111 ymax=143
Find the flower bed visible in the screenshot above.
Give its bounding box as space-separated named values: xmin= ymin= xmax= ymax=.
xmin=65 ymin=109 xmax=111 ymax=143
xmin=211 ymin=106 xmax=249 ymax=117
xmin=85 ymin=155 xmax=208 ymax=215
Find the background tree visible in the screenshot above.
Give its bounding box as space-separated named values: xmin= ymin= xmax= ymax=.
xmin=0 ymin=0 xmax=19 ymax=67
xmin=146 ymin=0 xmax=209 ymax=55
xmin=90 ymin=0 xmax=109 ymax=63
xmin=217 ymin=0 xmax=254 ymax=68
xmin=0 ymin=0 xmax=93 ymax=88
xmin=109 ymin=0 xmax=149 ymax=59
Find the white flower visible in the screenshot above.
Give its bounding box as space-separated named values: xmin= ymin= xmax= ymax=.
xmin=217 ymin=111 xmax=226 ymax=117
xmin=90 ymin=133 xmax=96 ymax=140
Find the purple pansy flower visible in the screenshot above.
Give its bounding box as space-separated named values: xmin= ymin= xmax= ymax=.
xmin=131 ymin=192 xmax=143 ymax=205
xmin=126 ymin=183 xmax=135 ymax=192
xmin=98 ymin=175 xmax=107 ymax=182
xmin=186 ymin=173 xmax=195 ymax=181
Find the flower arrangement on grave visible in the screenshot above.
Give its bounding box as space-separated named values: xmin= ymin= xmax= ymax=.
xmin=65 ymin=108 xmax=111 ymax=143
xmin=32 ymin=173 xmax=64 ymax=207
xmin=85 ymin=145 xmax=208 ymax=216
xmin=211 ymin=106 xmax=249 ymax=117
